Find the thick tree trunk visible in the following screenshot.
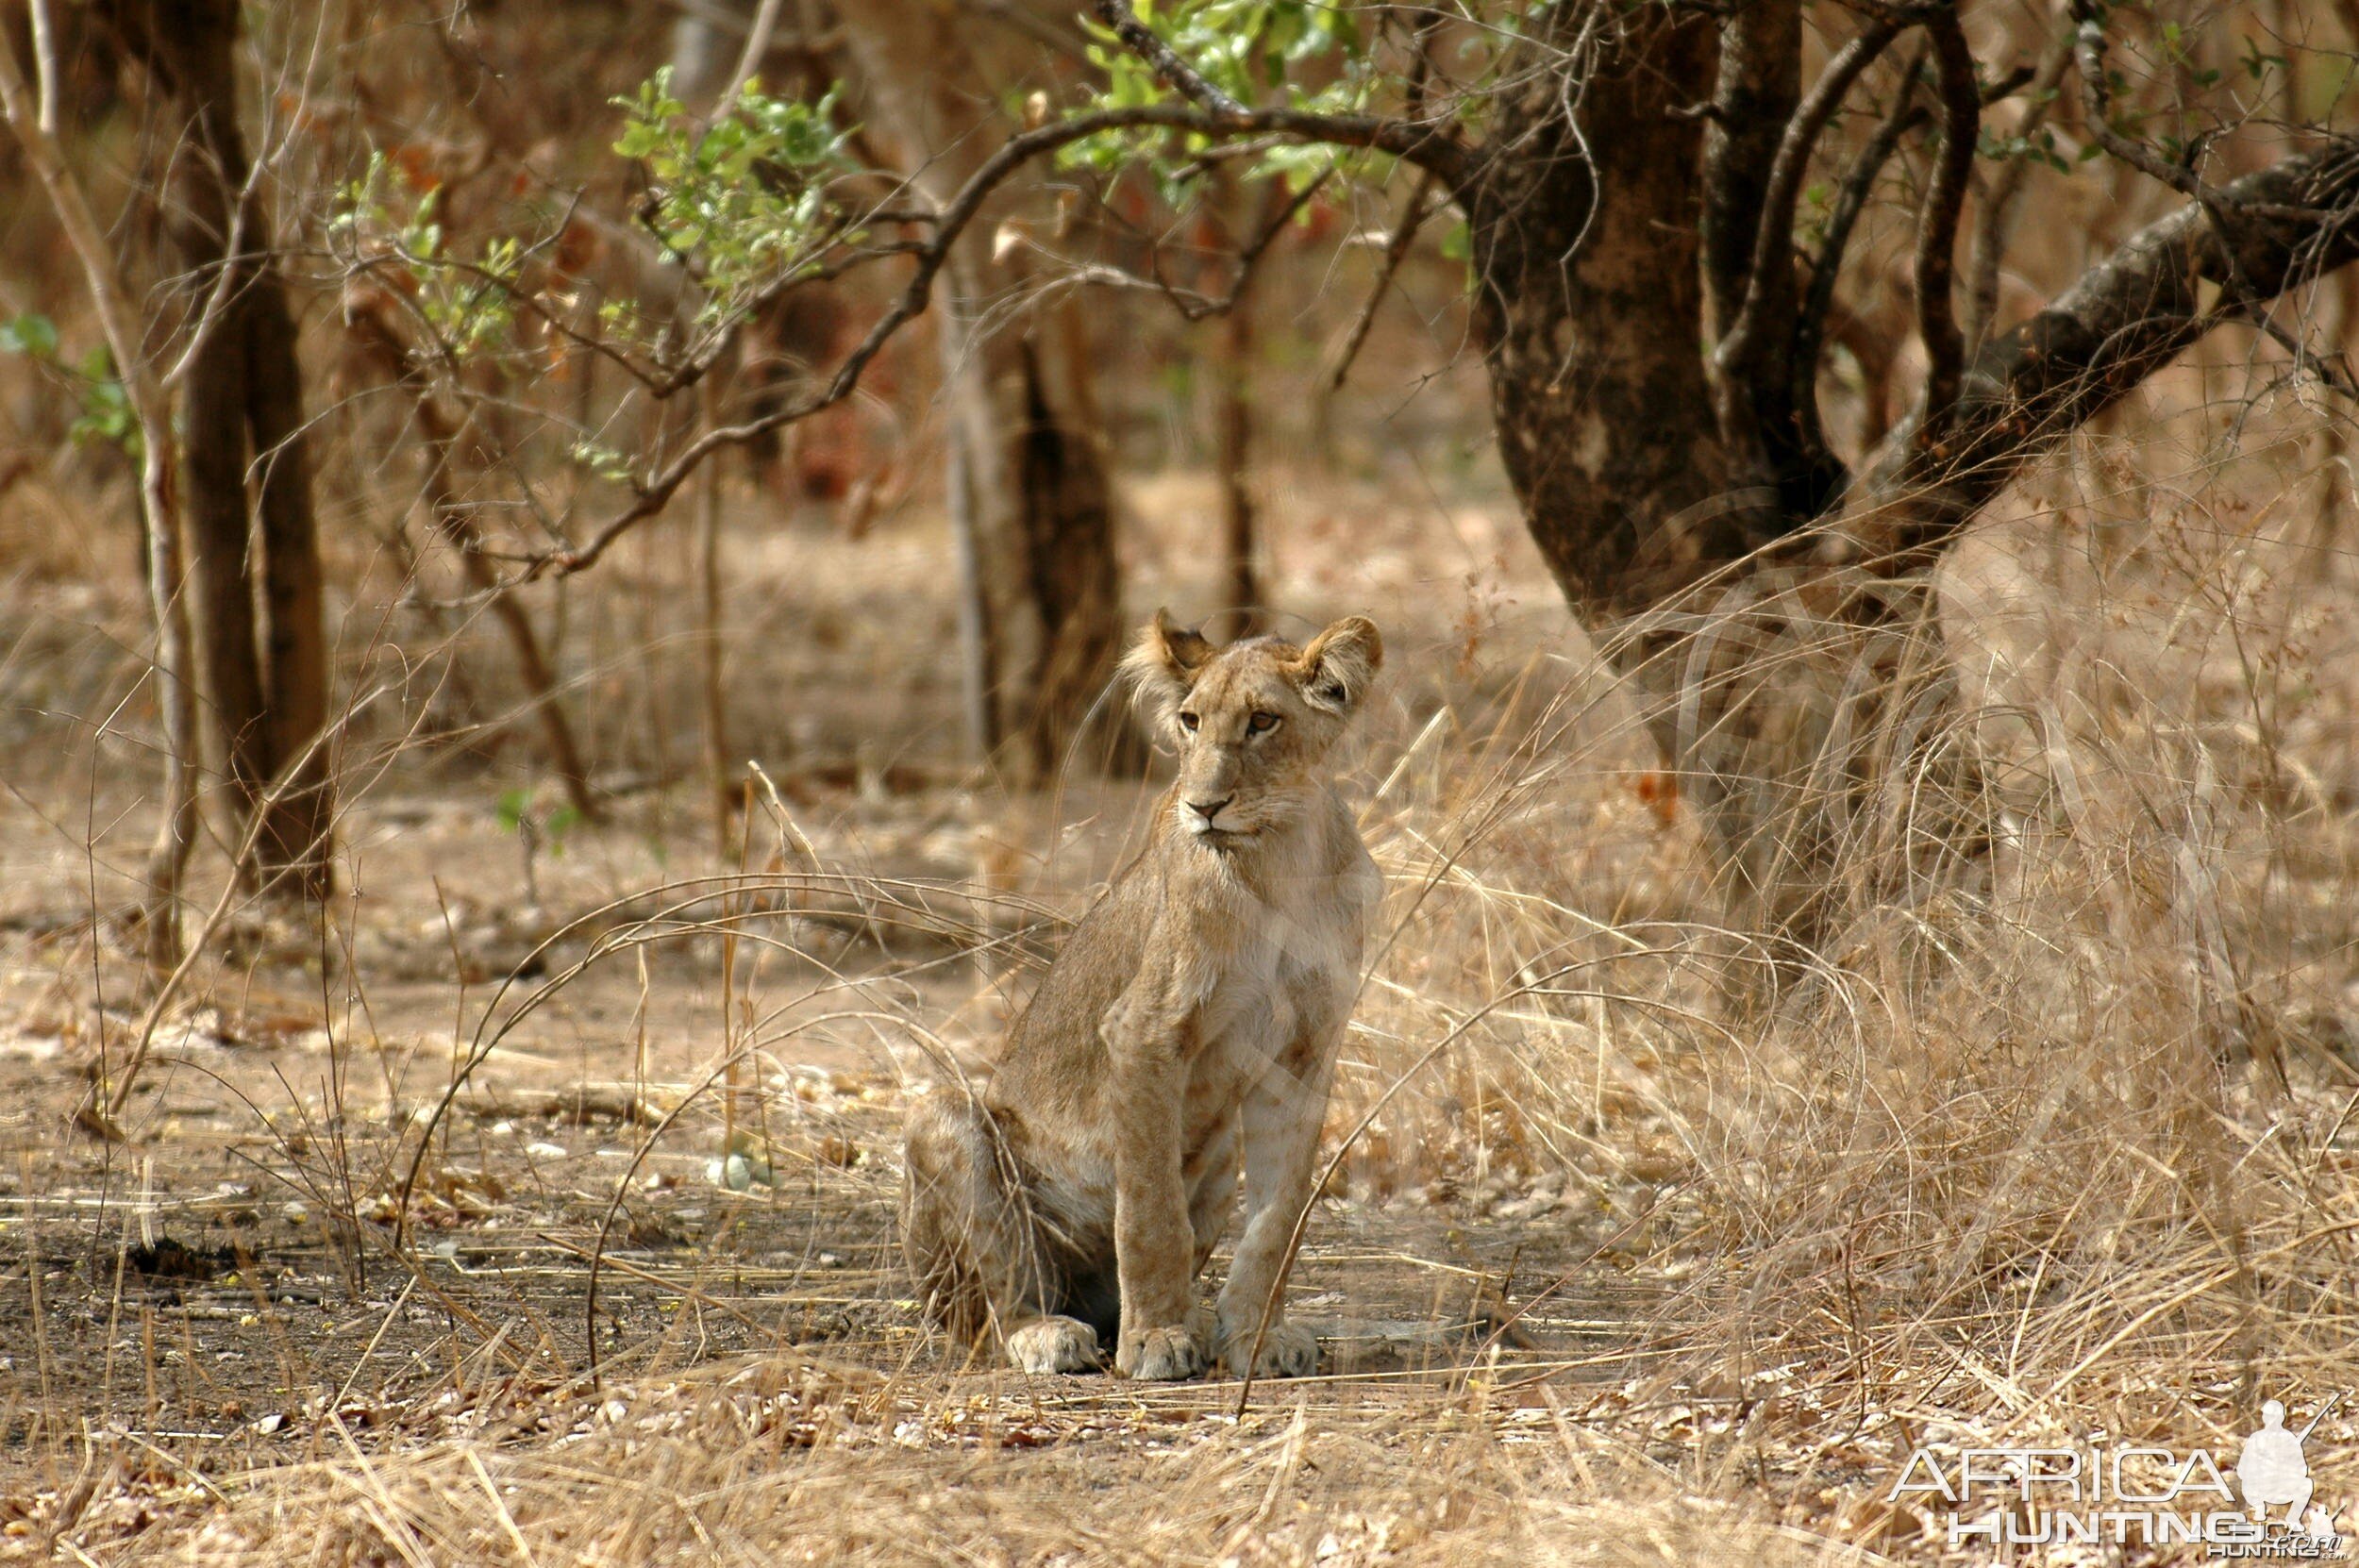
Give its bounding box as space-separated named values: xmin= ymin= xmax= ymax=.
xmin=1013 ymin=313 xmax=1136 ymax=778
xmin=941 ymin=290 xmax=1138 ymax=782
xmin=1464 ymin=4 xmax=1748 ymax=617
xmin=1455 ymin=5 xmax=1966 ymax=943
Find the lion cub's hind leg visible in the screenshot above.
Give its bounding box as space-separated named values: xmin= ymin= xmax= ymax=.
xmin=903 ymin=1092 xmax=1118 ymax=1374
xmin=902 ymin=1092 xmax=1075 ymax=1363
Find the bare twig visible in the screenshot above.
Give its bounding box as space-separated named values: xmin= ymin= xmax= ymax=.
xmin=715 ymin=0 xmax=789 ymax=115
xmin=2067 ymin=1 xmax=2355 ymax=395
xmin=1965 ymin=17 xmax=2077 ymax=353
xmin=1327 ymin=167 xmax=1444 ymax=392
xmin=0 ymin=18 xmax=198 ymax=977
xmin=539 ymin=102 xmax=1465 ymax=578
xmin=26 ymin=0 xmax=58 ymax=135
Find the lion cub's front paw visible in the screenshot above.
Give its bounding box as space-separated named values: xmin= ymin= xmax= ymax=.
xmin=1005 ymin=1316 xmax=1103 ymax=1374
xmin=1218 ymin=1319 xmax=1319 ymax=1379
xmin=1116 ymin=1324 xmax=1205 ymax=1381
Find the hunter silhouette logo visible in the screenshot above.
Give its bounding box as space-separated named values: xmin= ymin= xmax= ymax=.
xmin=1887 ymin=1393 xmax=2347 ymax=1556
xmin=2236 ymin=1397 xmax=2340 ymax=1548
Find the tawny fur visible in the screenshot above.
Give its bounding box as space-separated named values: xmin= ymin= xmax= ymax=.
xmin=902 ymin=611 xmax=1384 ymax=1379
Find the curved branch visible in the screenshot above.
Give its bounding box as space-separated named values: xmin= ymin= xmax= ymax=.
xmin=1789 ymin=45 xmax=1929 ymax=499
xmin=1965 ymin=18 xmax=2076 ymax=352
xmin=1835 ymin=140 xmax=2359 ymax=565
xmin=1714 ymin=17 xmax=1899 ymax=387
xmin=1912 ymin=3 xmax=1979 ymax=440
xmin=1090 ymin=0 xmax=1474 ymax=192
xmin=1092 ymin=0 xmax=1246 ymax=116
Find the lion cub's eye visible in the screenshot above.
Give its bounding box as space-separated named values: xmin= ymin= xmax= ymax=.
xmin=1178 ymin=711 xmax=1200 ymax=733
xmin=1247 ymin=711 xmax=1281 ymax=736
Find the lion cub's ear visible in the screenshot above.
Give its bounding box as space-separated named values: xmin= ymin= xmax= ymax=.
xmin=1293 ymin=615 xmax=1383 ymax=715
xmin=1123 ymin=609 xmax=1216 ymax=742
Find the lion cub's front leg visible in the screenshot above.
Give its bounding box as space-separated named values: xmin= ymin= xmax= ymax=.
xmin=1104 ymin=977 xmax=1206 ymax=1381
xmin=1213 ymin=1015 xmax=1342 ymax=1379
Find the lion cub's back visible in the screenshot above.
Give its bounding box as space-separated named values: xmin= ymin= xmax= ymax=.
xmin=987 ymin=852 xmax=1166 ymax=1116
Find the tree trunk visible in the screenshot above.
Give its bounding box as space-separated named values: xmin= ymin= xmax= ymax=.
xmin=1464 ymin=3 xmax=1748 ymax=617
xmin=243 ymin=267 xmax=334 ymax=900
xmin=843 ymin=5 xmax=1140 ymax=784
xmin=939 ymin=289 xmax=1138 ymax=783
xmin=1211 ymin=171 xmax=1264 ymax=635
xmin=109 ymin=0 xmax=335 ymax=901
xmin=1214 ymin=292 xmax=1259 ymax=633
xmin=150 ymin=0 xmax=269 ymax=883
xmin=1013 ymin=310 xmax=1138 ymax=779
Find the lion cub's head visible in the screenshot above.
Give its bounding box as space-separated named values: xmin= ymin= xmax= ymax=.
xmin=1122 ymin=610 xmax=1383 ymax=842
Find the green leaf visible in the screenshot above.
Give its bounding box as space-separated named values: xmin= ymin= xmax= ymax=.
xmin=0 ymin=313 xmax=59 ymax=359
xmin=495 ymin=789 xmax=530 ymax=833
xmin=544 ymin=804 xmax=583 ymax=850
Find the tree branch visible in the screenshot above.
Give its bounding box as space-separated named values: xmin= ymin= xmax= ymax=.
xmin=1912 ymin=3 xmax=1979 ymax=440
xmin=1789 ymin=44 xmax=1928 ymax=502
xmin=1699 ymin=0 xmax=1800 ymax=344
xmin=539 ymin=102 xmax=1452 ymax=577
xmin=1091 ymin=0 xmax=1246 ymax=117
xmin=1715 ymin=17 xmax=1898 ymax=382
xmin=1836 ymin=141 xmax=2359 ymax=564
xmin=1710 ymin=14 xmax=1899 ymax=511
xmin=1089 ymin=0 xmax=1474 ymax=191
xmin=2066 ymin=0 xmax=2350 ymax=392
xmin=1964 ymin=17 xmax=2076 ymax=353
xmin=1327 ymin=166 xmax=1443 ymax=392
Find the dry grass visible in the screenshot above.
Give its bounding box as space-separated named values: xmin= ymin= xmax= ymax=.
xmin=8 ymin=363 xmax=2359 ymax=1564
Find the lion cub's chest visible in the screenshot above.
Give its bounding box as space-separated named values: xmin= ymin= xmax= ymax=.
xmin=1181 ymin=845 xmax=1377 ymax=1104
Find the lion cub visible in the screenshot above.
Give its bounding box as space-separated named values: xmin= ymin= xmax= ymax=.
xmin=903 ymin=611 xmax=1383 ymax=1379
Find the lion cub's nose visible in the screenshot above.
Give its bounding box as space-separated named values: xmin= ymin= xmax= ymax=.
xmin=1186 ymin=795 xmax=1232 ymax=829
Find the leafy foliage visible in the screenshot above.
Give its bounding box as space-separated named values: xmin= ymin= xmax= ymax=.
xmin=1064 ymin=0 xmax=1376 ymax=195
xmin=1 ymin=314 xmax=140 ymax=458
xmin=329 ymin=153 xmax=521 ymax=360
xmin=612 ymin=68 xmax=856 ymax=325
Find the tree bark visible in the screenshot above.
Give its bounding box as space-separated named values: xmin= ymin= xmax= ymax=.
xmin=107 ymin=0 xmax=335 ymax=900
xmin=243 ymin=266 xmax=334 ymax=901
xmin=1211 ymin=170 xmax=1264 ymax=635
xmin=149 ymin=0 xmax=269 ymax=882
xmin=1214 ymin=292 xmax=1260 ymax=633
xmin=1463 ymin=3 xmax=1748 ymax=617
xmin=1013 ymin=310 xmax=1137 ymax=778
